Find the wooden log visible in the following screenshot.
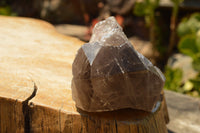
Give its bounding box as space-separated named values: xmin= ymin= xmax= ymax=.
xmin=161 ymin=90 xmax=170 ymax=124
xmin=0 ymin=16 xmax=169 ymax=133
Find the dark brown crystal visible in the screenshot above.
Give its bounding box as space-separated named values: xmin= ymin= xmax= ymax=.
xmin=72 ymin=17 xmax=165 ymax=112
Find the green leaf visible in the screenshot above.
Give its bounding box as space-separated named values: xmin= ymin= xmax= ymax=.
xmin=177 ymin=13 xmax=200 ymax=37
xmin=133 ymin=0 xmax=160 ymax=17
xmin=164 ymin=67 xmax=183 ymax=91
xmin=178 ymin=35 xmax=199 ymax=58
xmin=196 ymin=30 xmax=200 ymax=51
xmin=134 ymin=2 xmax=147 ymax=16
xmin=191 ymin=13 xmax=200 ymax=21
xmin=190 ymin=77 xmax=200 ymax=92
xmin=192 ymin=58 xmax=200 ymax=71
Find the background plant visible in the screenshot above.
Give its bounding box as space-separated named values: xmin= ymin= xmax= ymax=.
xmin=133 ymin=0 xmax=183 ymax=59
xmin=133 ymin=0 xmax=161 ymax=54
xmin=164 ymin=67 xmax=183 ymax=92
xmin=164 ymin=13 xmax=200 ymax=97
xmin=168 ymin=0 xmax=184 ymax=55
xmin=178 ymin=13 xmax=200 ymax=72
xmin=0 ymin=0 xmax=17 ymax=16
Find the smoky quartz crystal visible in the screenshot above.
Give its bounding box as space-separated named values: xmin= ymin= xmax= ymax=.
xmin=72 ymin=17 xmax=165 ymax=112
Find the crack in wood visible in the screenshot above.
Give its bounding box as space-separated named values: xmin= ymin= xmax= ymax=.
xmin=115 ymin=120 xmax=118 ymax=133
xmin=58 ymin=107 xmax=62 ymax=133
xmin=22 ymin=82 xmax=38 ymax=133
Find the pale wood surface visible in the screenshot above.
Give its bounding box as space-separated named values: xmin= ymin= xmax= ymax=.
xmin=0 ymin=16 xmax=168 ymax=132
xmin=0 ymin=15 xmax=82 ymax=110
xmin=0 ymin=16 xmax=83 ymax=132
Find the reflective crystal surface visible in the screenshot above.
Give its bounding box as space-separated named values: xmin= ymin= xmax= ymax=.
xmin=72 ymin=17 xmax=165 ymax=112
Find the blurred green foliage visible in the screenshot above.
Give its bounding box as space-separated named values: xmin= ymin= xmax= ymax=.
xmin=164 ymin=66 xmax=200 ymax=97
xmin=134 ymin=0 xmax=165 ymax=56
xmin=0 ymin=0 xmax=17 ymax=16
xmin=164 ymin=67 xmax=183 ymax=92
xmin=134 ymin=0 xmax=159 ymax=26
xmin=0 ymin=6 xmax=16 ymax=16
xmin=164 ymin=13 xmax=200 ymax=97
xmin=178 ymin=13 xmax=200 ymax=72
xmin=134 ymin=1 xmax=200 ymax=97
xmin=177 ymin=13 xmax=200 ymax=37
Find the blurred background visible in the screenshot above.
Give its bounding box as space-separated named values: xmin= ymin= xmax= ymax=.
xmin=1 ymin=0 xmax=200 ymax=132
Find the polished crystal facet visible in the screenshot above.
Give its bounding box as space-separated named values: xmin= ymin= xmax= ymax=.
xmin=72 ymin=17 xmax=165 ymax=112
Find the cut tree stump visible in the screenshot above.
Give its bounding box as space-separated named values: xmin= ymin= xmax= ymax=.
xmin=0 ymin=16 xmax=169 ymax=133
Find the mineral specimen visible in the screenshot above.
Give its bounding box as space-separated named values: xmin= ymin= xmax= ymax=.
xmin=72 ymin=17 xmax=165 ymax=112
